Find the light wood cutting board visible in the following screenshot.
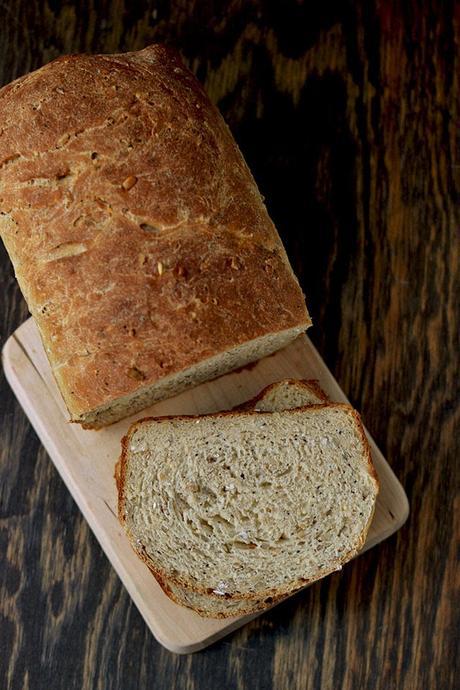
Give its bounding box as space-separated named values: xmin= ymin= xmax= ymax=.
xmin=2 ymin=318 xmax=409 ymax=653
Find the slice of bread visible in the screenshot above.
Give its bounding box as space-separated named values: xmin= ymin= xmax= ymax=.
xmin=159 ymin=378 xmax=331 ymax=616
xmin=118 ymin=396 xmax=379 ymax=618
xmin=114 ymin=379 xmax=328 ymax=491
xmin=235 ymin=378 xmax=328 ymax=412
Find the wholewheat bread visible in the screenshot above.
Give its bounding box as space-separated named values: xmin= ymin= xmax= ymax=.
xmin=236 ymin=378 xmax=328 ymax=411
xmin=187 ymin=377 xmax=330 ymax=615
xmin=113 ymin=378 xmax=328 ymax=493
xmin=118 ymin=402 xmax=378 ymax=618
xmin=0 ymin=44 xmax=310 ymax=428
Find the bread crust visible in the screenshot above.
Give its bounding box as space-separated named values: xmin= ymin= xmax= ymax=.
xmin=234 ymin=378 xmax=329 ymax=411
xmin=117 ymin=400 xmax=379 ymax=615
xmin=0 ymin=44 xmax=310 ymax=426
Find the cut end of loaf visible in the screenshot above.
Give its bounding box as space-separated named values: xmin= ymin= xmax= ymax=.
xmin=119 ymin=404 xmax=378 ymax=613
xmin=76 ymin=325 xmax=308 ymax=428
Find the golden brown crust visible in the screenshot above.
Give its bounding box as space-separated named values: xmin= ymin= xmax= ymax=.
xmin=117 ymin=431 xmax=131 ymax=524
xmin=346 ymin=406 xmax=380 ymax=491
xmin=0 ymin=45 xmax=310 ymax=425
xmin=117 ymin=401 xmax=379 ymax=614
xmin=114 ymin=457 xmax=122 ymax=493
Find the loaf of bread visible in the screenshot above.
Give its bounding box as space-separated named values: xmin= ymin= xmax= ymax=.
xmin=0 ymin=45 xmax=310 ymax=428
xmin=118 ymin=392 xmax=379 ymax=618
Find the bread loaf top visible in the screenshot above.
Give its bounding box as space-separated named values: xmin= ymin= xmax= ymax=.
xmin=0 ymin=45 xmax=310 ymax=421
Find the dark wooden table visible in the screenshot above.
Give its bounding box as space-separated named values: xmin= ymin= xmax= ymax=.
xmin=1 ymin=2 xmax=458 ymax=689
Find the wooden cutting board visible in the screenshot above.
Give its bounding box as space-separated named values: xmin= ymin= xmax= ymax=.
xmin=2 ymin=318 xmax=409 ymax=653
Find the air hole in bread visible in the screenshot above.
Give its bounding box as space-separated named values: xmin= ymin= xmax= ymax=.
xmin=140 ymin=222 xmax=161 ymax=233
xmin=213 ymin=515 xmax=232 ymax=527
xmin=39 ymin=303 xmax=53 ymax=315
xmin=232 ymin=541 xmax=257 ymax=550
xmin=127 ymin=366 xmax=146 ymax=381
xmin=199 ymin=519 xmax=213 ymax=534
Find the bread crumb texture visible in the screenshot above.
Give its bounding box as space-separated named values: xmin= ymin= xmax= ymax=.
xmin=121 ymin=405 xmax=378 ymax=615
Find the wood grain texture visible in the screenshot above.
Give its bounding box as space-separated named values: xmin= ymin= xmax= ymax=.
xmin=0 ymin=1 xmax=458 ymax=688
